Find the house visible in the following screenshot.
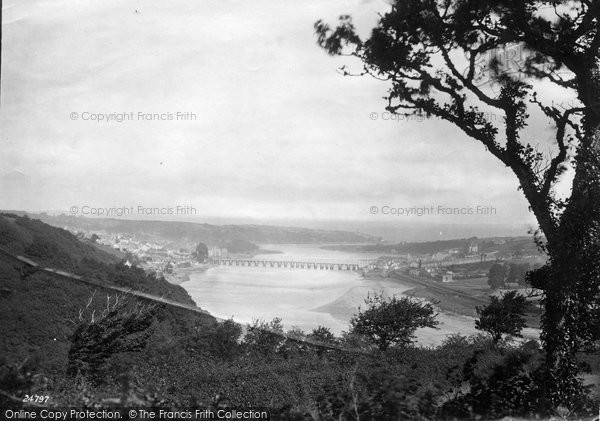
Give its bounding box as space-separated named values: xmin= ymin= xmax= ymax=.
xmin=467 ymin=241 xmax=479 ymax=254
xmin=436 ymin=271 xmax=454 ymax=283
xmin=408 ymin=260 xmax=421 ymax=269
xmin=441 ymin=271 xmax=454 ymax=282
xmin=165 ymin=262 xmax=175 ymax=274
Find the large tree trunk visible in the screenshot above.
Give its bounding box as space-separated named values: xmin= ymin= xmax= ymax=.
xmin=541 ymin=66 xmax=600 ymax=408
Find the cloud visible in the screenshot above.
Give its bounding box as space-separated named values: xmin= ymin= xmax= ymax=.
xmin=0 ymin=0 xmax=538 ymax=227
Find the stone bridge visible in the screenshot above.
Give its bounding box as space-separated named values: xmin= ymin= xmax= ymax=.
xmin=210 ymin=258 xmax=376 ymax=271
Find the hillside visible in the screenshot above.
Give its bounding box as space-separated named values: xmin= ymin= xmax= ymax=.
xmin=22 ymin=213 xmax=379 ymax=246
xmin=323 ymin=236 xmax=542 ymax=256
xmin=0 ymin=213 xmax=213 ymax=373
xmin=0 ymin=214 xmax=597 ymax=417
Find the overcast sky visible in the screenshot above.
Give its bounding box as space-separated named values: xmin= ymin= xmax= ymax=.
xmin=2 ymin=0 xmax=571 ymax=232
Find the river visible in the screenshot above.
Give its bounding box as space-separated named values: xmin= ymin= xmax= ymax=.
xmin=181 ymin=244 xmax=390 ymax=334
xmin=180 ymin=244 xmax=527 ymax=345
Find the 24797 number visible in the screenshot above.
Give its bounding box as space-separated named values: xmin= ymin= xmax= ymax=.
xmin=22 ymin=395 xmax=50 ymax=403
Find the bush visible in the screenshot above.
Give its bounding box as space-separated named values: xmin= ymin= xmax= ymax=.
xmin=475 ymin=290 xmax=527 ymax=342
xmin=441 ymin=341 xmax=546 ymax=418
xmin=242 ymin=318 xmax=285 ymax=357
xmin=67 ymin=294 xmax=158 ymax=382
xmin=350 ymin=293 xmax=438 ymax=351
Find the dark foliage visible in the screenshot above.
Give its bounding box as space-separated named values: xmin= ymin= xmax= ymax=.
xmin=1 ymin=215 xmax=598 ymax=418
xmin=476 ymin=290 xmax=527 ymax=342
xmin=507 ymin=262 xmax=531 ymax=285
xmin=192 ymin=243 xmax=208 ymax=262
xmin=487 ymin=263 xmax=506 ymax=290
xmin=67 ymin=295 xmax=158 ymax=381
xmin=314 ymin=0 xmax=600 ymax=408
xmin=350 ymin=293 xmax=438 ymax=351
xmin=242 ymin=318 xmax=285 ymax=357
xmin=0 ymin=213 xmax=205 ymax=373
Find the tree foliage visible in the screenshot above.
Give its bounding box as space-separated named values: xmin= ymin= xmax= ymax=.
xmin=194 ymin=318 xmax=243 ymax=360
xmin=507 ymin=262 xmax=531 ymax=285
xmin=476 ymin=290 xmax=528 ymax=342
xmin=67 ymin=294 xmax=158 ymax=381
xmin=315 ymin=0 xmax=600 ymax=407
xmin=487 ymin=263 xmax=507 ymax=289
xmin=349 ymin=293 xmax=438 ymax=351
xmin=308 ymin=326 xmax=338 ymax=346
xmin=242 ymin=318 xmax=285 ymax=357
xmin=192 ymin=243 xmax=209 ymax=262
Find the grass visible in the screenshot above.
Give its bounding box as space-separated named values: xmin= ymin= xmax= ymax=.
xmin=390 ymin=271 xmax=542 ymax=328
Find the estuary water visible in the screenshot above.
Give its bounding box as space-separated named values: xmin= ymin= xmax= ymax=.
xmin=181 ymin=244 xmax=530 ymax=345
xmin=181 ymin=244 xmax=388 ymax=334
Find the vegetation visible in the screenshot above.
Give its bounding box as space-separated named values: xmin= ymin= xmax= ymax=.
xmin=1 ymin=214 xmax=598 ymax=418
xmin=67 ymin=294 xmax=158 ymax=381
xmin=323 ymin=236 xmax=542 ymax=257
xmin=486 ymin=262 xmax=533 ymax=289
xmin=349 ymin=293 xmax=439 ymax=351
xmin=0 ymin=213 xmax=198 ymax=372
xmin=192 ymin=242 xmax=209 ymax=262
xmin=28 ymin=212 xmax=378 ymax=246
xmin=487 ymin=263 xmax=507 ymax=289
xmin=315 ymin=0 xmax=600 ymax=408
xmin=506 ymin=262 xmax=531 ymax=285
xmin=219 ymin=239 xmax=259 ymax=255
xmin=476 ymin=291 xmax=528 ymax=342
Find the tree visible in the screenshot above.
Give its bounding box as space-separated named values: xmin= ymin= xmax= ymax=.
xmin=242 ymin=317 xmax=285 ymax=356
xmin=307 ymin=326 xmax=339 ymax=356
xmin=205 ymin=318 xmax=242 ymax=360
xmin=476 ymin=290 xmax=528 ymax=342
xmin=349 ymin=293 xmax=438 ymax=351
xmin=315 ymin=1 xmax=600 ymax=408
xmin=507 ymin=262 xmax=531 ymax=285
xmin=308 ymin=325 xmax=338 ymax=345
xmin=487 ymin=263 xmax=507 ymax=289
xmin=67 ymin=294 xmax=157 ymax=381
xmin=192 ymin=242 xmax=208 ymax=262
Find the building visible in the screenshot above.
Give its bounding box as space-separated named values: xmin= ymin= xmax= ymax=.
xmin=436 ymin=271 xmax=454 ymax=283
xmin=467 ymin=241 xmax=479 ymax=254
xmin=165 ymin=262 xmax=175 ymax=274
xmin=208 ymin=246 xmax=228 ymax=258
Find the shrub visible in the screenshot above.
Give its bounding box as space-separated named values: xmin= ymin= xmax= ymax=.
xmin=349 ymin=293 xmax=438 ymax=351
xmin=475 ymin=291 xmax=527 ymax=342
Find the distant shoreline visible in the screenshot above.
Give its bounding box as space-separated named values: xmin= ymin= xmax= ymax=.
xmin=165 ymin=264 xmax=211 ymax=285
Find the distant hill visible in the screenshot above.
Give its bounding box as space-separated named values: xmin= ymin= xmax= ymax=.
xmin=17 ymin=213 xmax=380 ymax=246
xmin=323 ymin=236 xmax=542 ymax=257
xmin=0 ymin=213 xmax=212 ymax=372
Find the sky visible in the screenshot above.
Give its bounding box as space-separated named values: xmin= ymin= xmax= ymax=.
xmin=1 ymin=0 xmax=574 ymax=237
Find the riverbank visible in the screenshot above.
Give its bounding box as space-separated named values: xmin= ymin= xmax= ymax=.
xmin=165 ymin=264 xmax=211 ymax=285
xmin=310 ymin=275 xmax=414 ymax=323
xmin=313 ymin=271 xmax=540 ymax=346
